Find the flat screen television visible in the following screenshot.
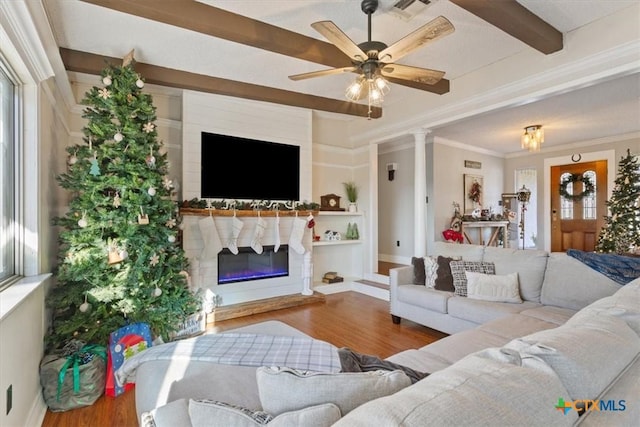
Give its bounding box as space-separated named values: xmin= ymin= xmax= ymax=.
xmin=201 ymin=132 xmax=300 ymax=200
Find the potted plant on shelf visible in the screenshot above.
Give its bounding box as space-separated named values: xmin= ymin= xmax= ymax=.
xmin=343 ymin=181 xmax=359 ymax=213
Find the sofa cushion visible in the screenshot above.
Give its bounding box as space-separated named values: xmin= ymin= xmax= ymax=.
xmin=541 ymin=253 xmax=621 ymax=310
xmin=476 ymin=314 xmax=559 ymax=340
xmin=568 ymin=278 xmax=640 ymax=336
xmin=188 ymin=399 xmax=341 ymax=427
xmin=334 ymin=348 xmax=578 ymax=427
xmin=433 ymin=256 xmax=458 ymax=291
xmin=397 ymin=285 xmax=451 ymax=313
xmin=466 ymin=271 xmax=522 ymax=303
xmin=423 ymin=256 xmax=438 ymax=287
xmin=256 ymin=367 xmax=411 ymax=416
xmin=416 ymin=329 xmax=509 ymax=367
xmin=518 ymin=306 xmax=577 ymax=325
xmin=447 ymin=295 xmax=539 ymax=324
xmin=450 ymin=260 xmax=496 ymax=296
xmin=482 ymin=246 xmax=548 ymax=302
xmin=142 ymin=398 xmax=191 ymax=427
xmin=504 ymin=315 xmax=640 ymax=401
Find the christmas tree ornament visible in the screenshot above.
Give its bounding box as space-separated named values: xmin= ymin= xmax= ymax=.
xmin=102 ymin=76 xmax=112 ymax=86
xmin=114 ymin=131 xmax=124 ymax=142
xmin=108 ymin=245 xmax=124 ymax=264
xmin=153 ymin=286 xmax=162 ymax=297
xmin=143 ymin=122 xmax=155 ymax=133
xmin=146 ymin=147 xmax=156 ymax=167
xmin=79 ymin=295 xmax=90 ymax=313
xmin=78 ymin=213 xmax=88 ymax=228
xmin=88 ymin=136 xmax=93 ymax=150
xmin=136 ymin=78 xmax=144 ymax=88
xmin=68 ymin=151 xmax=78 ymax=165
xmin=89 ymin=152 xmax=101 ymax=176
xmin=138 ymin=206 xmax=149 ymax=225
xmin=98 ymin=88 xmax=111 ymax=99
xmin=168 ymin=234 xmax=176 ymax=243
xmin=148 ymin=187 xmax=156 ymax=196
xmin=150 ymin=253 xmax=160 ymax=266
xmin=165 ymin=218 xmax=177 ymax=228
xmin=119 ymin=249 xmax=128 ymax=260
xmin=162 ymin=177 xmax=173 ymax=190
xmin=113 ymin=192 xmax=121 ymax=208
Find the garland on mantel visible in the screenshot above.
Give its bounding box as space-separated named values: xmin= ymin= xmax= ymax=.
xmin=559 ymin=174 xmax=595 ymax=202
xmin=181 ymin=198 xmax=320 ymax=211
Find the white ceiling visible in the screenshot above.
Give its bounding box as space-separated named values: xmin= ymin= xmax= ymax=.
xmin=41 ymin=0 xmax=640 ymax=154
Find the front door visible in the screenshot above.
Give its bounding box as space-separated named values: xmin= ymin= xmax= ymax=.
xmin=550 ymin=160 xmax=607 ymax=252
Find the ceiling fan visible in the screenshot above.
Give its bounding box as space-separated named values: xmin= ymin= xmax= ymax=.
xmin=289 ymin=0 xmax=455 ymax=108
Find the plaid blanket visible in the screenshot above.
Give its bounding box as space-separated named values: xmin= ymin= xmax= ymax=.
xmin=115 ymin=333 xmax=340 ymax=387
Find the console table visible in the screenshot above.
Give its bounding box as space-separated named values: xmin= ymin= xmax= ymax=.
xmin=461 ymin=221 xmax=509 ymax=248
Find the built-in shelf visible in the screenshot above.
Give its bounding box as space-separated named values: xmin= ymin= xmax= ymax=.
xmin=312 ymin=239 xmax=361 ymax=247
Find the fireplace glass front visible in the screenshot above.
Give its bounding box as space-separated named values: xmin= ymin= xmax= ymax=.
xmin=218 ymin=245 xmax=289 ymax=284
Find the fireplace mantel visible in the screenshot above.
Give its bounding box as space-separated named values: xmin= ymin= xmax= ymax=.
xmin=180 ymin=208 xmax=318 ymax=218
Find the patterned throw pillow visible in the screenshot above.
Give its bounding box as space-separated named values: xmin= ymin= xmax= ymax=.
xmin=424 ymin=256 xmax=439 ymax=288
xmin=449 ymin=260 xmax=496 ymax=297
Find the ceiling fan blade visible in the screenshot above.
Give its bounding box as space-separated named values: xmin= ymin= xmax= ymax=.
xmin=289 ymin=67 xmax=357 ymax=81
xmin=378 ymin=16 xmax=454 ymax=63
xmin=311 ymin=21 xmax=368 ymax=61
xmin=381 ymin=64 xmax=445 ymax=85
xmin=385 ymin=76 xmax=450 ymax=95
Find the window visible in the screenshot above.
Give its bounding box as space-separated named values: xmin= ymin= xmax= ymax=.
xmin=560 ymin=172 xmax=573 ymax=220
xmin=583 ymin=170 xmax=597 ymax=220
xmin=0 ymin=61 xmax=17 ymax=289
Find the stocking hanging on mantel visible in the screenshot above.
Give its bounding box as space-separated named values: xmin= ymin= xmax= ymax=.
xmin=198 ymin=216 xmax=222 ymax=260
xmin=251 ymin=216 xmax=267 ymax=254
xmin=289 ymin=216 xmax=307 ymax=254
xmin=227 ymin=216 xmax=244 ymax=255
xmin=274 ymin=213 xmax=281 ymax=253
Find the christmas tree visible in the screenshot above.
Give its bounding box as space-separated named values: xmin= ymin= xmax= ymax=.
xmin=595 ymin=149 xmax=640 ymax=254
xmin=47 ymin=55 xmax=200 ymax=349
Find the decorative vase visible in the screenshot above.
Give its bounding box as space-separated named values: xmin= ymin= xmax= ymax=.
xmin=348 ymin=202 xmax=357 ymax=213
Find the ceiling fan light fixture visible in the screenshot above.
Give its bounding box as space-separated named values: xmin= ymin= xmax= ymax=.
xmin=521 ymin=125 xmax=544 ymax=152
xmin=345 ymin=76 xmax=365 ymax=101
xmin=373 ymin=75 xmax=390 ymax=95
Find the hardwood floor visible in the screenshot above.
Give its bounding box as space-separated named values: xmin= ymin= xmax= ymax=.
xmin=41 ymin=291 xmax=446 ymax=427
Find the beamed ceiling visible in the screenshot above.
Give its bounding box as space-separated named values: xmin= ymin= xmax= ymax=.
xmin=41 ymin=0 xmax=640 ymax=152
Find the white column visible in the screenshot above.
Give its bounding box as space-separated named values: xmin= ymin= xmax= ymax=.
xmin=413 ymin=129 xmax=430 ymax=257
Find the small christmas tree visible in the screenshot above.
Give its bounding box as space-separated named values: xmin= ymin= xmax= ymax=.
xmin=48 ymin=54 xmax=199 ymax=349
xmin=595 ymin=149 xmax=640 ymax=254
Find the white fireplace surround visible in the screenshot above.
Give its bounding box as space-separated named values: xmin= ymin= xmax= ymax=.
xmin=181 ymin=92 xmax=313 ymax=305
xmin=183 ymin=214 xmax=313 ymax=306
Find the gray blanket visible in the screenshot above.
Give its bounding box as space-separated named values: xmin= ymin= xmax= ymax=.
xmin=116 ymin=333 xmax=341 ymax=387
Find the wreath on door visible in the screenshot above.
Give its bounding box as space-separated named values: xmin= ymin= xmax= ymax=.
xmin=559 ymin=173 xmax=595 ymax=201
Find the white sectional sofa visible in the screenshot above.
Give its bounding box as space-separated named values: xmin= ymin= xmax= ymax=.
xmin=138 ymin=243 xmax=639 ymax=426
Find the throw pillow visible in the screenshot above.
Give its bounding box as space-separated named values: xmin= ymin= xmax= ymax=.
xmin=188 ymin=399 xmax=341 ymax=427
xmin=423 ymin=256 xmax=439 ymax=288
xmin=411 ymin=257 xmax=426 ymax=285
xmin=433 ymin=256 xmax=459 ymax=292
xmin=449 ymin=260 xmax=496 ymax=297
xmin=466 ymin=271 xmax=523 ymax=303
xmin=256 ymin=366 xmax=411 ymax=416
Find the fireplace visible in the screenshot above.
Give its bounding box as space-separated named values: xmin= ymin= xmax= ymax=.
xmin=218 ymin=245 xmax=289 ymax=284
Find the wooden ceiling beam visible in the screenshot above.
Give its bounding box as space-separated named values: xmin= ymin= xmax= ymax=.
xmin=59 ymin=48 xmax=381 ymax=119
xmin=79 ymin=0 xmax=351 ymax=69
xmin=450 ymin=0 xmax=563 ymax=54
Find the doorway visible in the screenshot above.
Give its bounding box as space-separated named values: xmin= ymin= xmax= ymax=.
xmin=550 ymin=160 xmax=607 ymax=252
